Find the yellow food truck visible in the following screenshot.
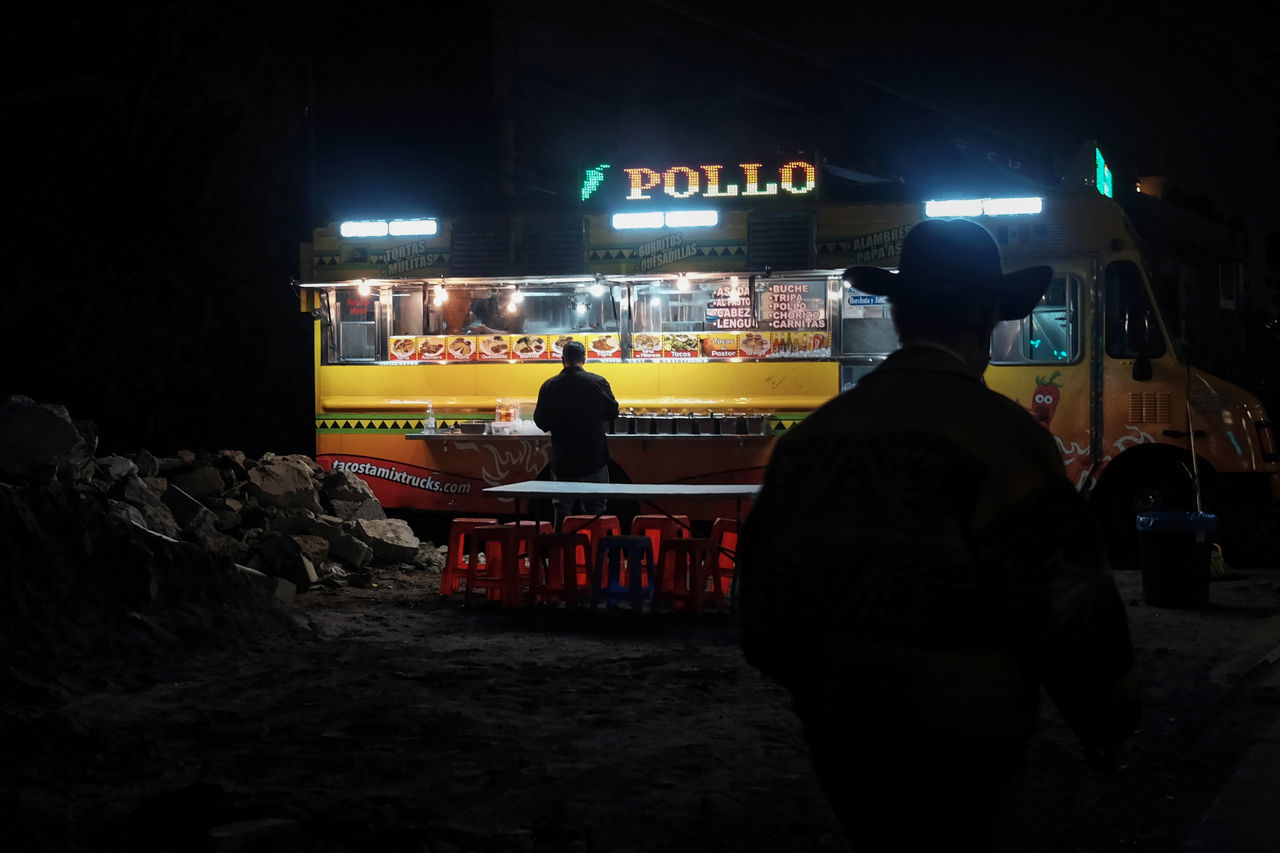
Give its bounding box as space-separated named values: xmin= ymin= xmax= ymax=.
xmin=297 ymin=150 xmax=1278 ymax=562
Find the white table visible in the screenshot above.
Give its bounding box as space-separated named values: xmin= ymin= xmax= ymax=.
xmin=482 ymin=481 xmax=761 ymax=502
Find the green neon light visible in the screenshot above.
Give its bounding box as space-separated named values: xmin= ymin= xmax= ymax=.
xmin=580 ymin=164 xmax=610 ymax=201
xmin=1095 ymin=148 xmax=1113 ymax=198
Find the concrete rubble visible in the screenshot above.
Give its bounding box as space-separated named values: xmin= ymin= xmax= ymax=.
xmin=0 ymin=393 xmax=445 ymax=676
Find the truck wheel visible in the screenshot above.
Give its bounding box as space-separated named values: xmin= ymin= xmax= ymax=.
xmin=1090 ymin=461 xmax=1198 ymax=571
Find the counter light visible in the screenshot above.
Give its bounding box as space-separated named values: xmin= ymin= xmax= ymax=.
xmin=923 ymin=197 xmax=1043 ymax=218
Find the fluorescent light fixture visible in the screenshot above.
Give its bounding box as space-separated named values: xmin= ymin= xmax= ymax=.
xmin=388 ymin=219 xmax=438 ymax=236
xmin=611 ymin=210 xmax=719 ymax=229
xmin=340 ymin=219 xmax=438 ymax=237
xmin=923 ymin=199 xmax=984 ymax=217
xmin=924 ymin=197 xmax=1043 ymax=217
xmin=340 ymin=220 xmax=389 ymax=238
xmin=612 ymin=212 xmax=665 ymax=229
xmin=664 ymin=209 xmax=718 ymax=227
xmin=982 ymin=197 xmax=1043 ymax=215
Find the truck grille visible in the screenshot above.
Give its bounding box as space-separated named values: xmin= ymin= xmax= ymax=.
xmin=1128 ymin=392 xmax=1172 ymax=423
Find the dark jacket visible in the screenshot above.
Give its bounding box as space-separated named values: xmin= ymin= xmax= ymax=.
xmin=533 ymin=365 xmax=619 ymax=478
xmin=739 ymin=345 xmax=1139 ymax=763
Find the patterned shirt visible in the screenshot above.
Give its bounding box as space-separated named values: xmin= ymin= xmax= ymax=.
xmin=740 ymin=345 xmax=1139 ymax=754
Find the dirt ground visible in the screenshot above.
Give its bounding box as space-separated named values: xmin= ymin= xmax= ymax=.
xmin=6 ymin=557 xmax=1280 ymax=852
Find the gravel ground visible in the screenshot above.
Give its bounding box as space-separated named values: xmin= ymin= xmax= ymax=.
xmin=4 ymin=558 xmax=1280 ymax=852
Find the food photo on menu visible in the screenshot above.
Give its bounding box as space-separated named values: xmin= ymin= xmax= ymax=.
xmin=587 ymin=333 xmax=620 ymax=358
xmin=701 ymin=332 xmax=741 ymax=358
xmin=550 ymin=334 xmax=580 ymax=358
xmin=446 ymin=336 xmax=476 ymax=361
xmin=478 ymin=334 xmax=511 ymax=360
xmin=511 ymin=334 xmax=547 ymax=359
xmin=738 ymin=331 xmax=772 ymax=358
xmin=664 ymin=332 xmax=700 ymax=358
xmin=390 ymin=336 xmax=418 ymax=361
xmin=417 ymin=336 xmax=447 ymax=360
xmin=631 ymin=332 xmax=663 ymax=358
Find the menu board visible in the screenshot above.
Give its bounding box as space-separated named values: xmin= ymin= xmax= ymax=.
xmin=385 ymin=327 xmax=827 ymax=363
xmin=761 ymin=281 xmax=826 ymax=330
xmin=705 ymin=282 xmax=754 ymax=330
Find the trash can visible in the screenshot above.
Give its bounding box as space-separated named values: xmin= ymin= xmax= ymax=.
xmin=1135 ymin=511 xmax=1217 ymax=608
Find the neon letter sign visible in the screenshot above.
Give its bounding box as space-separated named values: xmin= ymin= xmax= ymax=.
xmin=622 ymin=161 xmax=816 ymax=201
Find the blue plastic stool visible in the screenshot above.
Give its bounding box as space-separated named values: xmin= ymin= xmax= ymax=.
xmin=591 ymin=535 xmax=655 ymax=612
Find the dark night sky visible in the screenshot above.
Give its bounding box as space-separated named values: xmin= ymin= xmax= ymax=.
xmin=4 ymin=1 xmax=1278 ymax=455
xmin=307 ymin=2 xmax=1279 ymax=241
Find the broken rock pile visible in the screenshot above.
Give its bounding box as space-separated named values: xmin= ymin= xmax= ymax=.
xmin=0 ymin=394 xmax=443 ymax=680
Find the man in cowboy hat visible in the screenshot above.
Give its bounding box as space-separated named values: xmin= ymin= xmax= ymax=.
xmin=739 ymin=218 xmax=1140 ymax=850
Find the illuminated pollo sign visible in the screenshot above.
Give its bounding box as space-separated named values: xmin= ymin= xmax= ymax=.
xmin=621 ymin=161 xmax=817 ymax=201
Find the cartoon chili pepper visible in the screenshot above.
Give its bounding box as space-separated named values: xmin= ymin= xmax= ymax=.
xmin=1031 ymin=371 xmax=1063 ymax=428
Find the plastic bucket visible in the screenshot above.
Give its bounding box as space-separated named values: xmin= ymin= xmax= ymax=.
xmin=1135 ymin=511 xmax=1217 ymax=608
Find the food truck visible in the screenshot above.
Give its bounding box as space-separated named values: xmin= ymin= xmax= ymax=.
xmin=298 ymin=149 xmax=1278 ymax=557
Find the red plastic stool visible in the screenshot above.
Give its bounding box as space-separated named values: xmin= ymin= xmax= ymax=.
xmin=709 ymin=517 xmax=739 ymax=597
xmin=655 ymin=537 xmax=721 ymax=612
xmin=504 ymin=519 xmax=553 ymax=558
xmin=591 ymin=535 xmax=655 ymax=612
xmin=464 ymin=524 xmax=537 ymax=607
xmin=630 ymin=514 xmax=691 ymax=567
xmin=561 ymin=514 xmax=621 ymax=587
xmin=529 ymin=531 xmax=593 ymax=607
xmin=440 ymin=516 xmax=499 ymax=596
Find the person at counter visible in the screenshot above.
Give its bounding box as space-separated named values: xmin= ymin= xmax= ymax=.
xmin=463 ymin=294 xmax=518 ymax=335
xmin=533 ymin=340 xmax=620 ymax=530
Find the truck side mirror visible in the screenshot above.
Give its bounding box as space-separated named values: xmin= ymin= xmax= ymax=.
xmin=1126 ymin=307 xmax=1153 ymax=352
xmin=1126 ymin=307 xmax=1158 ymax=381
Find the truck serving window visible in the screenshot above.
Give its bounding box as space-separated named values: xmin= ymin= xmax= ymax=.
xmin=336 ymin=290 xmax=378 ymax=361
xmin=839 ymin=288 xmax=897 ymax=356
xmin=1105 ymin=260 xmax=1167 ymax=359
xmin=990 ymin=274 xmax=1080 ymax=365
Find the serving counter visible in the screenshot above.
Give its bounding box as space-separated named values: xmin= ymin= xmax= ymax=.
xmin=383 ymin=430 xmax=776 ymax=520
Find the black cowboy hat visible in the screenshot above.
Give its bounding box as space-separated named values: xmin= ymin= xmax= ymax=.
xmin=843 ymin=218 xmax=1052 ymax=321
